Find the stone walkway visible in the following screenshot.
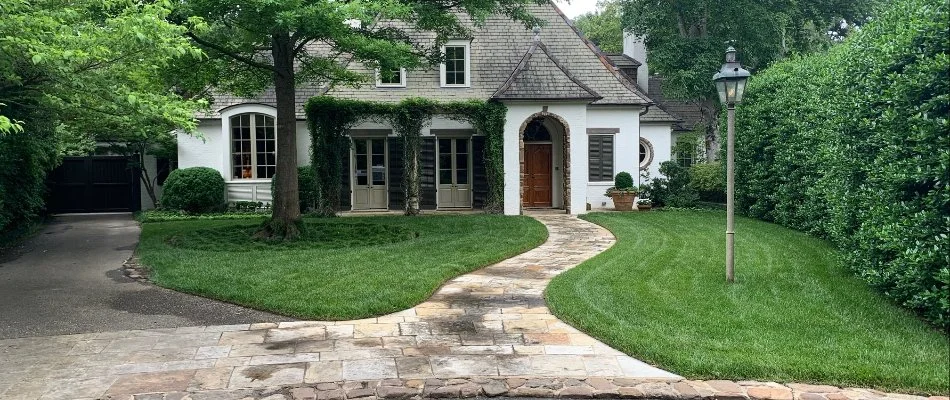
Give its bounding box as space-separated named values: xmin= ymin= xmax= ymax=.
xmin=0 ymin=215 xmax=681 ymax=399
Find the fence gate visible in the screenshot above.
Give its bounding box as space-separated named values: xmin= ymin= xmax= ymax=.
xmin=48 ymin=156 xmax=140 ymax=213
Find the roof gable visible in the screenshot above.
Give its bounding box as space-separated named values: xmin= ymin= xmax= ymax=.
xmin=492 ymin=41 xmax=601 ymax=101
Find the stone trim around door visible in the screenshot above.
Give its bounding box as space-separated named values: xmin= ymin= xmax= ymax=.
xmin=518 ymin=111 xmax=571 ymax=214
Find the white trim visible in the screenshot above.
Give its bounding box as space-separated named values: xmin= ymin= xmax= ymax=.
xmin=375 ymin=68 xmax=407 ymax=88
xmin=440 ymin=40 xmax=471 ymax=88
xmin=639 ymin=137 xmax=654 ymax=170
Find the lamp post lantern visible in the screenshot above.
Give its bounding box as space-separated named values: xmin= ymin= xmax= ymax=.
xmin=713 ymin=46 xmax=750 ymax=283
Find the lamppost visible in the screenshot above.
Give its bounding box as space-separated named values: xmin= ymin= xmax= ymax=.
xmin=713 ymin=46 xmax=750 ymax=283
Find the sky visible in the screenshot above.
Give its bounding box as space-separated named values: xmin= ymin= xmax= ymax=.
xmin=554 ymin=0 xmax=600 ymax=19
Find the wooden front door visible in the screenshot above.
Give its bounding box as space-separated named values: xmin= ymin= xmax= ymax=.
xmin=523 ymin=143 xmax=552 ymax=207
xmin=352 ymin=138 xmax=388 ymax=210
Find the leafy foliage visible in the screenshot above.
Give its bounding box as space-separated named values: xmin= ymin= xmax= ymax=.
xmin=614 ymin=172 xmax=634 ymax=189
xmin=689 ymin=162 xmax=725 ymax=203
xmin=733 ymin=0 xmax=949 ymax=328
xmin=622 ymin=0 xmax=872 ymax=155
xmin=0 ymin=109 xmax=59 ymax=235
xmin=573 ymin=0 xmax=623 ymax=53
xmin=161 ymin=167 xmax=227 ymax=214
xmin=306 ymin=96 xmax=507 ymax=216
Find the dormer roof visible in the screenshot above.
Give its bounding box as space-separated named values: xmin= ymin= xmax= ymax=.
xmin=491 ymin=40 xmax=601 ymax=101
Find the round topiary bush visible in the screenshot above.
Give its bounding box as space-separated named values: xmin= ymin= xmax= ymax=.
xmin=614 ymin=171 xmax=634 ymax=189
xmin=161 ymin=167 xmax=226 ymax=213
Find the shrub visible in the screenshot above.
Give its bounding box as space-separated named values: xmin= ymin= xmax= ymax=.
xmin=732 ymin=0 xmax=949 ymax=328
xmin=161 ymin=167 xmax=226 ymax=213
xmin=271 ymin=166 xmax=318 ymax=213
xmin=690 ymin=163 xmax=725 ymax=203
xmin=657 ymin=161 xmax=698 ymax=208
xmin=614 ymin=171 xmax=634 ymax=189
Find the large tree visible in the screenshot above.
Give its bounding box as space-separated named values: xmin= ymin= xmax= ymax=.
xmin=621 ymin=0 xmax=872 ymax=157
xmin=171 ymin=0 xmax=544 ymax=239
xmin=573 ymin=0 xmax=623 ymax=53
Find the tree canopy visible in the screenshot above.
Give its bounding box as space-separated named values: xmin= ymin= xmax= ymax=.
xmin=1 ymin=0 xmax=205 ymax=140
xmin=171 ymin=0 xmax=546 ymax=238
xmin=573 ymin=0 xmax=623 ymax=53
xmin=622 ymin=0 xmax=872 ymax=101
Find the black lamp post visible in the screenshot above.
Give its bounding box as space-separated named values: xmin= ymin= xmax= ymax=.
xmin=712 ymin=46 xmax=750 ymax=283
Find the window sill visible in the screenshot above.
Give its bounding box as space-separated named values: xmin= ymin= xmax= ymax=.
xmin=227 ymin=179 xmax=273 ymax=184
xmin=440 ymin=84 xmax=471 ymax=88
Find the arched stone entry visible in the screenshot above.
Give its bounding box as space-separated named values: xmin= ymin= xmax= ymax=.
xmin=519 ymin=112 xmax=570 ymax=212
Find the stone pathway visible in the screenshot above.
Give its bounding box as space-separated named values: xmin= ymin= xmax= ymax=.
xmin=2 ymin=215 xmax=941 ymax=400
xmin=0 ymin=215 xmax=680 ymax=399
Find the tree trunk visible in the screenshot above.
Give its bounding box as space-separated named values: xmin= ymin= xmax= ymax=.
xmin=259 ymin=32 xmax=302 ymax=239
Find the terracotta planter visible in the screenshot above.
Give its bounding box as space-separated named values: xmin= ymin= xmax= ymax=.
xmin=610 ymin=192 xmax=636 ymax=211
xmin=637 ymin=204 xmax=652 ymax=211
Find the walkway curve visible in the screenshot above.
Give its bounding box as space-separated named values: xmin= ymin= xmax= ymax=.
xmin=0 ymin=214 xmax=678 ymax=399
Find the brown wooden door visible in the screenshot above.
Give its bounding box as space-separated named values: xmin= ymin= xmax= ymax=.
xmin=523 ymin=144 xmax=552 ymax=207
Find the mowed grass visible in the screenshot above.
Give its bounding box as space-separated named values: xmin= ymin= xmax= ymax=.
xmin=138 ymin=215 xmax=547 ymax=320
xmin=546 ymin=211 xmax=949 ymax=394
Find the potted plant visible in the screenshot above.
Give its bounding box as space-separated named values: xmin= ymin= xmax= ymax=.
xmin=636 ymin=198 xmax=652 ymax=211
xmin=605 ymin=171 xmax=637 ymax=211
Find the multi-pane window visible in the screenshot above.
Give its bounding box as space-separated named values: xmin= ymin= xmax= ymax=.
xmin=588 ymin=135 xmax=614 ymax=182
xmin=230 ymin=113 xmax=276 ymax=179
xmin=377 ymin=68 xmax=405 ymax=87
xmin=441 ymin=41 xmax=470 ymax=87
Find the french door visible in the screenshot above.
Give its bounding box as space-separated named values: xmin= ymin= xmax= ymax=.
xmin=352 ymin=138 xmax=388 ymax=210
xmin=437 ymin=138 xmax=472 ymax=208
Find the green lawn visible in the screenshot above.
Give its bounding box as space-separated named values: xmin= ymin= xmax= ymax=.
xmin=138 ymin=214 xmax=547 ymax=320
xmin=546 ymin=211 xmax=949 ymax=394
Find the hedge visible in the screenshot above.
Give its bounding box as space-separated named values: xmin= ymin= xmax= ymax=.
xmin=733 ymin=0 xmax=949 ymax=328
xmin=0 ymin=107 xmax=59 ymax=239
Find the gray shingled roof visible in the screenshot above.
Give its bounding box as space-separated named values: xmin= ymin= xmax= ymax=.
xmin=201 ymin=1 xmax=654 ymax=118
xmin=646 ymin=76 xmax=705 ymax=128
xmin=491 ymin=40 xmax=601 ymax=101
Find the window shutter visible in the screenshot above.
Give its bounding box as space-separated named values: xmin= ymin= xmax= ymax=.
xmin=588 ymin=135 xmax=614 ymax=182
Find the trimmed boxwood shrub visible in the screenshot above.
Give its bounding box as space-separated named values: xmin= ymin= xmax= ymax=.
xmin=161 ymin=167 xmax=226 ymax=213
xmin=614 ymin=172 xmax=634 ymax=189
xmin=732 ymin=0 xmax=949 ymax=328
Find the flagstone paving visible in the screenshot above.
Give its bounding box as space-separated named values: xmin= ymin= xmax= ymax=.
xmin=0 ymin=214 xmax=685 ymax=399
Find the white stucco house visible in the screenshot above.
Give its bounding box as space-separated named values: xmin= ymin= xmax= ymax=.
xmin=177 ymin=1 xmax=679 ymax=215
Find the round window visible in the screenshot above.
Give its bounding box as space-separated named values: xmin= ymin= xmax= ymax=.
xmin=639 ymin=138 xmax=654 ymax=169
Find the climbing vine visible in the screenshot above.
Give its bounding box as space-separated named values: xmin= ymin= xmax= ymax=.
xmin=305 ymin=96 xmax=506 ymax=216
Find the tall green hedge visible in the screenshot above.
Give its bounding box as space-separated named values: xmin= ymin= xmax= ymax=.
xmin=0 ymin=107 xmax=60 ymax=239
xmin=733 ymin=0 xmax=949 ymax=328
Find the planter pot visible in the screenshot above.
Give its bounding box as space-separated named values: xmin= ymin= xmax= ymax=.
xmin=610 ymin=192 xmax=636 ymax=211
xmin=637 ymin=204 xmax=652 ymax=211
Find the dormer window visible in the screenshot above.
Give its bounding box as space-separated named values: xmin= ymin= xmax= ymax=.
xmin=376 ymin=68 xmax=406 ymax=88
xmin=440 ymin=40 xmax=471 ymax=87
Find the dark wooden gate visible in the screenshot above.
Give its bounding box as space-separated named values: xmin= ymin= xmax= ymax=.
xmin=48 ymin=156 xmax=140 ymax=213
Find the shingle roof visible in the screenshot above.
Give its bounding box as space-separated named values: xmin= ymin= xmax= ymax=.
xmin=491 ymin=40 xmax=601 ymax=101
xmin=646 ymin=76 xmax=706 ymax=129
xmin=201 ymin=1 xmax=653 ymax=118
xmin=605 ymin=53 xmax=641 ymax=69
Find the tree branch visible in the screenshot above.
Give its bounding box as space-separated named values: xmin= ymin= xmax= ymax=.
xmin=186 ymin=32 xmax=277 ymax=72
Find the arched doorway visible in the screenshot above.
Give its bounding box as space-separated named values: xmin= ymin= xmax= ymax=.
xmin=519 ymin=113 xmax=570 ymax=210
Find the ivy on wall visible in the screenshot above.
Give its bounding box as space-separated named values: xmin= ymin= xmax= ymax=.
xmin=305 ymin=96 xmax=506 ymax=216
